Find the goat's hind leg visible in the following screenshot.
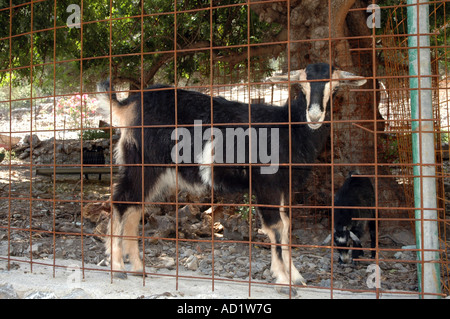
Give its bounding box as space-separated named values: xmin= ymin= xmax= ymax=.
xmin=106 ymin=204 xmax=145 ymax=279
xmin=105 ymin=206 xmax=127 ymax=279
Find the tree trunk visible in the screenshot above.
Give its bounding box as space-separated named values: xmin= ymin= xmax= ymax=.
xmin=253 ymin=0 xmax=405 ymax=220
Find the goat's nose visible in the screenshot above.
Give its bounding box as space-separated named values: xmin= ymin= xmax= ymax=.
xmin=339 ymin=251 xmax=352 ymax=264
xmin=309 ymin=115 xmax=321 ymax=123
xmin=308 ymin=104 xmax=323 ymax=122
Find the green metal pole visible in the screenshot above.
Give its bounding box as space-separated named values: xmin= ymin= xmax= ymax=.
xmin=407 ymin=0 xmax=441 ymax=298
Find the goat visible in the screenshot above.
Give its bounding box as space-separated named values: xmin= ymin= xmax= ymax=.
xmin=82 ymin=145 xmax=105 ymax=180
xmin=324 ymin=171 xmax=376 ymax=264
xmin=98 ymin=63 xmax=366 ymax=293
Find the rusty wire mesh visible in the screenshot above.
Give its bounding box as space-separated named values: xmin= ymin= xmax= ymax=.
xmin=381 ymin=0 xmax=449 ymax=295
xmin=0 ymin=0 xmax=449 ymax=299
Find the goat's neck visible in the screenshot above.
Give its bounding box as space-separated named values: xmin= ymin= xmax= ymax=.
xmin=289 ymin=98 xmax=330 ymax=163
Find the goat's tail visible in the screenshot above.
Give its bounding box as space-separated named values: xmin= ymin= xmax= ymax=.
xmin=97 ymin=79 xmax=121 ymax=114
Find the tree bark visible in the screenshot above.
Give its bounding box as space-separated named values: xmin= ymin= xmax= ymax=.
xmin=252 ymin=0 xmax=405 ymax=216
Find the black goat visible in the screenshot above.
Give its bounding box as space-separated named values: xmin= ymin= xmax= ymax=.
xmin=98 ymin=63 xmax=366 ymax=292
xmin=82 ymin=145 xmax=105 ymax=180
xmin=325 ymin=172 xmax=376 ymax=264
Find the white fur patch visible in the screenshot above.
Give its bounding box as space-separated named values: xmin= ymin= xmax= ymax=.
xmin=148 ymin=168 xmax=206 ymax=202
xmin=196 ymin=141 xmax=214 ymax=186
xmin=308 ymin=104 xmax=322 ymax=121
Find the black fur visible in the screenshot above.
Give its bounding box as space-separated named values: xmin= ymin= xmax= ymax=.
xmin=333 ymin=172 xmax=376 ymax=264
xmin=99 ymin=65 xmax=331 ymax=216
xmin=99 ymin=63 xmax=364 ymax=288
xmin=82 ymin=145 xmax=105 ymax=180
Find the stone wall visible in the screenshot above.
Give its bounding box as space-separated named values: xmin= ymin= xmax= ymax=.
xmin=13 ymin=134 xmax=118 ymax=165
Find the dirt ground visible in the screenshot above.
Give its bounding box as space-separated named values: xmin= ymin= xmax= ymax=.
xmin=1 ymin=155 xmax=441 ymax=298
xmin=0 ymin=105 xmax=448 ymax=298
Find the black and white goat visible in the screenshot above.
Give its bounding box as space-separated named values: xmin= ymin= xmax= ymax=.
xmin=324 ymin=172 xmax=376 ymax=264
xmin=98 ymin=63 xmax=366 ymax=292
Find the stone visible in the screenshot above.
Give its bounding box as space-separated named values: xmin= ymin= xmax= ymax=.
xmin=319 ymin=279 xmax=331 ymax=288
xmin=186 ymin=255 xmax=199 ymax=271
xmin=394 ymin=252 xmax=404 ymax=259
xmin=62 ymin=288 xmax=92 ymax=299
xmin=182 ymin=248 xmax=194 ymax=258
xmin=0 ymin=284 xmax=19 ymax=299
xmin=18 ymin=150 xmax=30 ymax=159
xmin=24 ymin=291 xmax=57 ymax=299
xmin=262 ymin=268 xmax=271 ymax=279
xmin=19 ymin=134 xmax=41 ymax=148
xmin=159 ymin=256 xmax=175 ymax=268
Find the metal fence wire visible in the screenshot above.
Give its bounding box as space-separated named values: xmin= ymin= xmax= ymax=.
xmin=0 ymin=0 xmax=448 ymax=299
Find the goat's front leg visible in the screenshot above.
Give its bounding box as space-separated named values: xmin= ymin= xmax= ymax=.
xmin=279 ymin=207 xmax=306 ymax=287
xmin=121 ymin=205 xmax=144 ymax=275
xmin=259 ymin=204 xmax=305 ymax=296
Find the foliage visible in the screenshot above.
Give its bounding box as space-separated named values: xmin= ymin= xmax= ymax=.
xmin=439 ymin=131 xmax=449 ymax=144
xmin=0 ymin=0 xmax=447 ymax=95
xmin=378 ymin=134 xmax=399 ymax=163
xmin=81 ymin=129 xmax=110 ymax=141
xmin=0 ymin=0 xmax=281 ymax=95
xmin=0 ymin=148 xmax=16 ymax=162
xmin=236 ymin=193 xmax=256 ymax=221
xmin=56 ymin=94 xmax=99 ymax=129
xmin=378 ymin=0 xmax=450 ymax=73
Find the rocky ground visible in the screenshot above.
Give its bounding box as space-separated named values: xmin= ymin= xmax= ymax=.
xmin=0 ymin=106 xmax=449 ymax=299
xmin=0 ymin=158 xmax=428 ymax=298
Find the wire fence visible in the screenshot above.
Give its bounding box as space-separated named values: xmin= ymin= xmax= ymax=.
xmin=0 ymin=0 xmax=449 ymax=299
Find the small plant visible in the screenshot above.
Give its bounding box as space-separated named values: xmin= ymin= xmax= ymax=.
xmin=56 ymin=94 xmax=99 ymax=130
xmin=0 ymin=148 xmax=16 ymax=162
xmin=378 ymin=134 xmax=400 ymax=163
xmin=81 ymin=129 xmax=110 ymax=141
xmin=439 ymin=131 xmax=449 ymax=144
xmin=236 ymin=193 xmax=257 ymax=221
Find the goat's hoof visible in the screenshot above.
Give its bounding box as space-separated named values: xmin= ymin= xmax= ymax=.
xmin=275 ymin=286 xmax=297 ymax=297
xmin=130 ymin=270 xmax=147 ymax=277
xmin=294 ymin=278 xmax=307 ymax=287
xmin=97 ymin=258 xmax=109 ymax=267
xmin=114 ymin=271 xmax=128 ymax=279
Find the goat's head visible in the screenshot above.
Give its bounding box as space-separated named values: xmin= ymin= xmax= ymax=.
xmin=323 ymin=226 xmax=363 ymax=265
xmin=270 ymin=63 xmax=367 ymax=130
xmin=334 ymin=226 xmax=362 ymax=264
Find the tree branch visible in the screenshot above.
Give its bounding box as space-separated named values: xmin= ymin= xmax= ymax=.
xmin=214 ymin=42 xmax=286 ymax=67
xmin=331 ymin=0 xmax=357 ymax=38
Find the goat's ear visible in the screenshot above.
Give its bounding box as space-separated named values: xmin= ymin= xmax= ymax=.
xmin=335 ymin=70 xmax=367 ymax=87
xmin=322 ymin=234 xmax=332 ymax=245
xmin=267 ymin=69 xmax=304 ymax=82
xmin=349 ymin=231 xmax=361 ymax=245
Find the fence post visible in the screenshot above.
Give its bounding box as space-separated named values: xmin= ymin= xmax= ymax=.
xmin=407 ymin=0 xmax=441 ymax=298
